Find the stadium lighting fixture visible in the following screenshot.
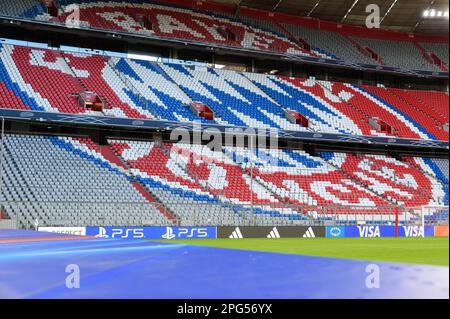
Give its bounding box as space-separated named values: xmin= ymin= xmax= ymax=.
xmin=423 ymin=8 xmax=449 ymax=18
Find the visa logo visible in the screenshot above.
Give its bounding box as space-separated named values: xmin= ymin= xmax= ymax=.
xmin=358 ymin=226 xmax=381 ymax=237
xmin=403 ymin=226 xmax=424 ymax=237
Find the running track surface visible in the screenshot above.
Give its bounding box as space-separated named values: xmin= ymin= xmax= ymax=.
xmin=0 ymin=230 xmax=448 ymax=299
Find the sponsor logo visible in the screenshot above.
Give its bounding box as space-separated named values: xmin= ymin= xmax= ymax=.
xmin=267 ymin=227 xmax=281 ymax=239
xmin=218 ymin=226 xmax=326 ymax=238
xmin=113 ymin=228 xmax=145 ymax=239
xmin=358 ymin=226 xmax=381 ymax=238
xmin=162 ymin=227 xmax=210 ymax=239
xmin=403 ymin=226 xmax=424 ymax=238
xmin=217 ymin=226 xmax=324 ymax=239
xmin=329 ymin=226 xmax=342 ymax=237
xmin=177 ymin=228 xmax=209 ymax=238
xmin=87 ymin=226 xmax=216 ymax=239
xmin=162 ymin=227 xmax=176 ymax=240
xmin=229 ymin=227 xmax=244 ymax=239
xmin=38 ymin=227 xmax=86 ymax=236
xmin=303 ymin=227 xmax=315 ymax=238
xmin=95 ymin=227 xmax=145 ymax=239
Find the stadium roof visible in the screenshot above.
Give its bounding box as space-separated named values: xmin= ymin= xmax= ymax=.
xmin=211 ymin=0 xmax=450 ymax=36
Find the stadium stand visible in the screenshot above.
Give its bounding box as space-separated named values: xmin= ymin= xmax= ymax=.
xmin=319 ymin=152 xmax=448 ymax=207
xmin=351 ymin=37 xmax=441 ymax=72
xmin=1 ymin=130 xmax=446 ymax=227
xmin=281 ymin=23 xmax=377 ymax=65
xmin=244 ymin=72 xmax=447 ymax=140
xmin=158 ymin=62 xmax=310 ymax=130
xmin=51 ymin=1 xmax=311 ymax=57
xmin=1 ymin=42 xmax=448 ymax=141
xmin=0 ymin=0 xmax=46 ymax=19
xmin=0 ymin=0 xmax=448 ymax=229
xmin=404 ymin=156 xmax=449 ymax=185
xmin=107 ymin=139 xmax=302 ymax=226
xmin=390 ymin=88 xmax=449 ymax=125
xmin=0 ymin=134 xmax=174 ymax=228
xmin=420 ymin=42 xmax=449 ymax=69
xmin=361 ymin=85 xmax=448 ymax=141
xmin=0 ymin=1 xmax=447 ymax=73
xmin=232 ymin=14 xmax=288 ymax=39
xmin=431 ymin=158 xmax=450 ymax=183
xmin=225 ymin=147 xmax=392 ymax=210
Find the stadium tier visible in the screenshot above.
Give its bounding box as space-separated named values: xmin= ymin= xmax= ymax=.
xmin=350 ymin=37 xmax=442 ymax=72
xmin=0 ymin=42 xmax=448 ymax=141
xmin=319 ymin=152 xmax=448 ymax=207
xmin=0 ymin=134 xmax=175 ymax=228
xmin=420 ymin=42 xmax=449 ymax=68
xmin=0 ymin=0 xmax=447 ymax=73
xmin=0 ymin=133 xmax=448 ymax=228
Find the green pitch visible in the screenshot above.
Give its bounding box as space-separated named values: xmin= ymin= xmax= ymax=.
xmin=157 ymin=237 xmax=449 ymax=266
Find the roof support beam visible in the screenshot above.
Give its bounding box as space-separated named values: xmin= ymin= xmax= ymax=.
xmin=234 ymin=0 xmax=245 ymax=16
xmin=380 ymin=0 xmax=399 ymax=25
xmin=307 ymin=0 xmax=321 ymax=17
xmin=341 ymin=0 xmax=360 ymax=23
xmin=273 ymin=0 xmax=283 ymax=11
xmin=413 ymin=0 xmax=436 ymax=32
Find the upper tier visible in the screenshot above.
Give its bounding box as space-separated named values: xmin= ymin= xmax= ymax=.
xmin=0 ymin=42 xmax=448 ymax=141
xmin=0 ymin=0 xmax=448 ymax=74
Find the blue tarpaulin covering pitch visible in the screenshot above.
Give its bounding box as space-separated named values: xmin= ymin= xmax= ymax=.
xmin=0 ymin=230 xmax=448 ymax=299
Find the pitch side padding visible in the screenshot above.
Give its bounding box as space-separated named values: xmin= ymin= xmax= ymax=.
xmin=217 ymin=226 xmax=326 ymax=239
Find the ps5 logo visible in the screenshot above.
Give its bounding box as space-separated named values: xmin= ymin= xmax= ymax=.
xmin=92 ymin=226 xmax=213 ymax=239
xmin=95 ymin=227 xmax=145 ymax=239
xmin=161 ymin=227 xmax=209 ymax=239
